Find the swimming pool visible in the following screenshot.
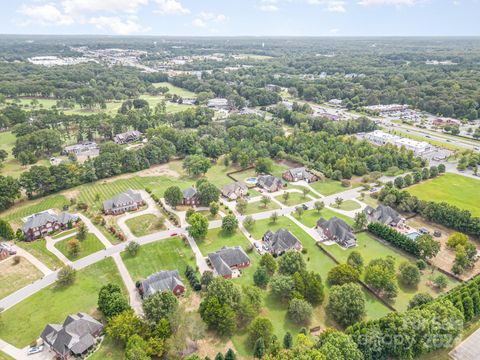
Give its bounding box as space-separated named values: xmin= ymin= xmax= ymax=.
xmin=245 ymin=177 xmax=258 ymax=185
xmin=406 ymin=231 xmax=421 ymax=241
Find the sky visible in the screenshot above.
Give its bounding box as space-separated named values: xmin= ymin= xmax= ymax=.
xmin=1 ymin=0 xmax=479 ymax=37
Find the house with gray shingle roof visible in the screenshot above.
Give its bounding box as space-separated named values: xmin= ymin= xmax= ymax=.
xmin=282 ymin=167 xmax=318 ymax=183
xmin=22 ymin=211 xmax=78 ymax=241
xmin=316 ymin=217 xmax=357 ymax=248
xmin=263 ymin=228 xmax=303 ymax=256
xmin=182 ymin=187 xmax=199 ymax=206
xmin=257 ymin=175 xmax=284 ymax=192
xmin=207 ymin=246 xmax=250 ymax=279
xmin=363 ymin=205 xmax=405 ymax=228
xmin=103 ymin=189 xmax=144 ymax=215
xmin=40 ymin=312 xmax=103 ymax=359
xmin=141 ymin=270 xmax=186 ymax=297
xmin=221 ymin=182 xmax=248 ymax=200
xmin=113 ymin=130 xmax=142 ymax=144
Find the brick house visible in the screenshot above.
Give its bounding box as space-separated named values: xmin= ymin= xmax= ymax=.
xmin=207 ymin=246 xmax=251 ymax=279
xmin=282 ymin=167 xmax=318 ymax=183
xmin=103 ymin=189 xmax=144 ymax=215
xmin=140 ymin=270 xmax=186 ymax=297
xmin=182 ymin=187 xmax=200 ymax=206
xmin=22 ymin=212 xmax=78 ymax=241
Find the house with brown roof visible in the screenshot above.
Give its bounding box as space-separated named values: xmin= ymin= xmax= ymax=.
xmin=257 ymin=175 xmax=284 ymax=192
xmin=316 ymin=217 xmax=357 ymax=248
xmin=282 ymin=167 xmax=318 ymax=183
xmin=221 ymin=182 xmax=248 ymax=200
xmin=363 ymin=205 xmax=405 ymax=228
xmin=207 ymin=246 xmax=250 ymax=279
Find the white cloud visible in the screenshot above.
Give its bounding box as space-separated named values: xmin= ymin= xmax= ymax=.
xmin=358 ymin=0 xmax=421 ymax=6
xmin=329 ymin=28 xmax=340 ymax=33
xmin=259 ymin=0 xmax=280 ymax=12
xmin=89 ymin=16 xmax=146 ymax=34
xmin=19 ymin=3 xmax=74 ymax=26
xmin=155 ymin=0 xmax=190 ymax=15
xmin=192 ymin=11 xmax=227 ymax=28
xmin=307 ymin=0 xmax=347 ymax=12
xmin=62 ymin=0 xmax=148 ymax=15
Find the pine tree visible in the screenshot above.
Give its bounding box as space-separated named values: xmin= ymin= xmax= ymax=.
xmin=254 ymin=338 xmax=265 ymax=359
xmin=283 ymin=332 xmax=293 ymax=349
xmin=224 ymin=348 xmax=236 ymax=360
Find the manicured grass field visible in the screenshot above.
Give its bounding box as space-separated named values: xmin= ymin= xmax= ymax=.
xmin=152 ymin=82 xmax=197 ymax=98
xmin=0 ymin=351 xmax=14 ymax=360
xmin=0 ymin=258 xmax=123 ymax=347
xmin=335 ymin=200 xmax=361 ymax=211
xmin=310 ymin=179 xmax=353 ymax=196
xmin=325 ymin=232 xmax=460 ymax=311
xmin=51 ymin=228 xmax=77 ymax=239
xmin=16 ymin=239 xmax=64 ymax=270
xmin=244 ymin=199 xmax=281 ymax=215
xmin=407 ymin=173 xmax=480 ymax=216
xmin=89 ymin=336 xmax=125 ymax=360
xmin=358 ymin=194 xmax=379 ymax=208
xmin=55 ymin=233 xmax=105 ymax=261
xmin=274 ymin=191 xmax=311 ymax=206
xmin=121 ymin=236 xmax=196 ymax=282
xmin=293 ymin=208 xmax=355 ymax=228
xmin=0 ymin=131 xmax=15 ymax=158
xmin=0 ymin=256 xmax=42 ymax=299
xmin=125 ymin=214 xmax=165 ymax=237
xmin=3 ymin=195 xmax=68 ymax=223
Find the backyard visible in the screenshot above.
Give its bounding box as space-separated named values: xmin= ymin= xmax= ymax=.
xmin=407 ymin=173 xmax=480 ymax=216
xmin=0 ymin=258 xmax=124 ymax=348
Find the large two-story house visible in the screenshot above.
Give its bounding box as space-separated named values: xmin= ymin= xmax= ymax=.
xmin=257 ymin=175 xmax=284 ymax=193
xmin=103 ymin=189 xmax=144 ymax=215
xmin=263 ymin=228 xmax=303 ymax=256
xmin=221 ymin=182 xmax=248 ymax=200
xmin=363 ymin=205 xmax=405 ymax=228
xmin=140 ymin=270 xmax=186 ymax=297
xmin=22 ymin=212 xmax=79 ymax=241
xmin=316 ymin=217 xmax=357 ymax=248
xmin=182 ymin=187 xmax=200 ymax=206
xmin=207 ymin=246 xmax=251 ymax=279
xmin=282 ymin=167 xmax=318 ymax=183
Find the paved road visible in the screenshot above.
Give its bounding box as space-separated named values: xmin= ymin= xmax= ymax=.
xmin=112 ymin=253 xmax=144 ymax=316
xmin=14 ymin=246 xmax=53 ymax=276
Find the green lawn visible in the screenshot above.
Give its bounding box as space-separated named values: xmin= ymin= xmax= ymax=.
xmin=0 ymin=131 xmax=16 ymax=159
xmin=335 ymin=200 xmax=361 ymax=211
xmin=325 ymin=233 xmax=460 ymax=311
xmin=121 ymin=236 xmax=196 ymax=282
xmin=274 ymin=191 xmax=312 ymax=206
xmin=407 ymin=173 xmax=480 ymax=216
xmin=125 ymin=214 xmax=165 ymax=237
xmin=0 ymin=351 xmax=14 ymax=360
xmin=0 ymin=256 xmax=42 ymax=300
xmin=358 ymin=194 xmax=379 ymax=208
xmin=51 ymin=228 xmax=77 ymax=239
xmin=244 ymin=200 xmax=280 ymax=215
xmin=55 ymin=233 xmax=105 ymax=261
xmin=152 ymin=82 xmax=196 ymax=98
xmin=89 ymin=336 xmax=125 ymax=360
xmin=293 ymin=208 xmax=355 ymax=228
xmin=310 ymin=179 xmax=353 ymax=196
xmin=3 ymin=195 xmax=68 ymax=224
xmin=16 ymin=239 xmax=64 ymax=270
xmin=0 ymin=258 xmax=123 ymax=347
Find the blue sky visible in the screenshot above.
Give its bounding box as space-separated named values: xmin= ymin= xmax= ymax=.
xmin=1 ymin=0 xmax=479 ymax=36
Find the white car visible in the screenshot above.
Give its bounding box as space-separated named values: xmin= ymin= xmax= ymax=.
xmin=27 ymin=346 xmax=44 ymax=355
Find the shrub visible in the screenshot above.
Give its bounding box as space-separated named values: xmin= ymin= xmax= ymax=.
xmin=368 ymin=222 xmax=420 ymax=257
xmin=287 ymin=298 xmax=313 ymax=325
xmin=327 ymin=264 xmax=360 ymax=286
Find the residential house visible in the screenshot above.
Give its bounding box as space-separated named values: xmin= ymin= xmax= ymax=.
xmin=221 ymin=182 xmax=248 ymax=200
xmin=257 ymin=175 xmax=284 ymax=192
xmin=22 ymin=212 xmax=78 ymax=241
xmin=327 ymin=99 xmax=343 ymax=107
xmin=182 ymin=187 xmax=199 ymax=206
xmin=103 ymin=189 xmax=144 ymax=215
xmin=316 ymin=217 xmax=357 ymax=248
xmin=141 ymin=270 xmax=186 ymax=297
xmin=40 ymin=312 xmax=103 ymax=359
xmin=62 ymin=141 xmax=99 ymax=156
xmin=0 ymin=243 xmax=15 ymax=260
xmin=113 ymin=130 xmax=142 ymax=144
xmin=207 ymin=246 xmax=250 ymax=279
xmin=207 ymin=98 xmax=229 ymax=110
xmin=282 ymin=167 xmax=318 ymax=183
xmin=363 ymin=205 xmax=405 ymax=228
xmin=263 ymin=228 xmax=303 ymax=256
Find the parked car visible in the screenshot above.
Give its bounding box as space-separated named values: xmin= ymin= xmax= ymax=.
xmin=419 ymin=227 xmax=429 ymax=234
xmin=170 ymin=233 xmax=178 ymax=237
xmin=302 ymin=204 xmax=308 ymax=210
xmin=27 ymin=346 xmax=44 ymax=355
xmin=433 ymin=230 xmax=442 ymax=237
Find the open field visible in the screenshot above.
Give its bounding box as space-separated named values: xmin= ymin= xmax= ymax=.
xmin=310 ymin=179 xmax=355 ymax=196
xmin=0 ymin=256 xmax=42 ymax=299
xmin=3 ymin=195 xmax=68 ymax=224
xmin=335 ymin=199 xmax=361 ymax=211
xmin=407 ymin=173 xmax=480 ymax=216
xmin=274 ymin=191 xmax=312 ymax=206
xmin=244 ymin=199 xmax=281 ymax=215
xmin=121 ymin=236 xmax=196 ymax=282
xmin=0 ymin=258 xmax=123 ymax=348
xmin=16 ymin=239 xmax=64 ymax=270
xmin=0 ymin=351 xmax=14 ymax=360
xmin=55 ymin=233 xmax=105 ymax=261
xmin=125 ymin=214 xmax=165 ymax=237
xmin=152 ymin=82 xmax=196 ymax=98
xmin=0 ymin=131 xmax=15 ymax=159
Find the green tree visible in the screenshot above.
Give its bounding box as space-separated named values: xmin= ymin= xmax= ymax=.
xmin=197 ymin=181 xmax=220 ymax=207
xmin=314 ymin=201 xmax=325 ymax=213
xmin=254 ymin=266 xmax=269 ymax=288
xmin=270 ymin=275 xmax=295 ymax=301
xmin=432 ymin=274 xmax=448 ymax=290
xmin=408 ymin=293 xmax=434 ymax=309
xmin=416 ymin=234 xmax=441 ymax=260
xmin=399 ymin=262 xmax=421 ymax=287
xmin=255 ymin=157 xmax=274 ymax=174
xmin=302 ymin=188 xmax=310 ymax=199
xmin=225 ymin=349 xmax=236 ymax=360
xmin=327 ymin=283 xmax=366 ymax=327
xmin=222 ymin=214 xmax=238 ymax=234
xmin=248 ymin=317 xmax=273 ymax=347
xmin=98 ymin=284 xmax=130 ymax=318
xmin=188 ymin=213 xmax=209 ymax=240
xmin=107 ymin=310 xmax=148 ymax=344
xmin=327 ymin=263 xmax=360 ymax=286
xmin=0 ymin=219 xmax=14 ymax=240
xmin=261 ymin=195 xmax=271 ymax=208
xmin=56 ymin=265 xmax=76 ymax=287
xmin=354 ymin=211 xmax=368 ymax=230
xmin=269 ymin=211 xmax=278 ymax=223
xmin=183 ymin=155 xmax=211 ymax=176
xmin=254 ymin=338 xmax=266 ymax=359
xmin=164 ymin=186 xmax=183 ymax=208
xmin=260 ymin=253 xmax=277 ymax=274
xmin=243 ymin=215 xmax=255 ymax=230
xmin=143 ymin=291 xmax=179 ymax=324
xmin=125 ymin=334 xmax=150 ymax=360
xmin=282 ymin=191 xmax=290 ymax=204
xmin=334 ymin=197 xmax=343 ymax=208
xmin=126 ymin=241 xmax=140 ymax=257
xmin=287 ymin=298 xmax=313 ymax=325
xmin=347 ymin=251 xmax=364 ymax=272
xmin=236 ymin=198 xmax=248 ymax=214
xmin=295 ymin=206 xmax=304 ymax=218
xmin=77 ymin=223 xmax=87 ymax=241
xmin=210 ymin=202 xmax=219 ymax=216
xmin=278 ymin=251 xmax=306 ymax=275
xmin=283 ymin=332 xmax=293 ymax=349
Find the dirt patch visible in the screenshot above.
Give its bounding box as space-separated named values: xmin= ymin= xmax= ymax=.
xmin=63 ymin=188 xmax=80 ymax=200
xmin=101 ymin=163 xmax=181 ymax=183
xmin=407 ymin=216 xmax=480 ymax=280
xmin=184 ymin=292 xmax=201 ymax=312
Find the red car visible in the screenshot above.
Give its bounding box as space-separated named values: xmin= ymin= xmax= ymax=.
xmin=170 ymin=233 xmax=178 ymax=237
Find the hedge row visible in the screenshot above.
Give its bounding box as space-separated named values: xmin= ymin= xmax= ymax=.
xmin=367 ymin=222 xmax=420 ymax=257
xmin=185 ymin=265 xmax=201 ymax=291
